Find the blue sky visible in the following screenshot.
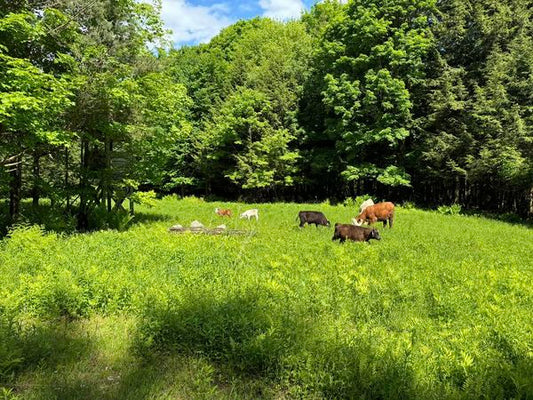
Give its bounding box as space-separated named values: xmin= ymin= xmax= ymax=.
xmin=161 ymin=0 xmax=323 ymax=47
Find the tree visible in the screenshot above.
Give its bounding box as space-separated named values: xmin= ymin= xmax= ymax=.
xmin=0 ymin=8 xmax=76 ymax=223
xmin=312 ymin=0 xmax=435 ymax=195
xmin=59 ymin=0 xmax=169 ymax=228
xmin=415 ymin=0 xmax=533 ymax=213
xmin=198 ymin=88 xmax=299 ymax=196
xmin=127 ymin=71 xmax=193 ymax=192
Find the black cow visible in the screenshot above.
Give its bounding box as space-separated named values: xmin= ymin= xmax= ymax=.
xmin=297 ymin=211 xmax=330 ymax=227
xmin=332 ymin=223 xmax=381 ymax=243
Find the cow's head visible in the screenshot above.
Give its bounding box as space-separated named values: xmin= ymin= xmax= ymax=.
xmin=370 ymin=229 xmax=381 ymax=240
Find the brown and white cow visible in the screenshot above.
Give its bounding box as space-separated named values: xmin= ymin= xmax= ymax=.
xmin=353 ymin=202 xmax=395 ymax=228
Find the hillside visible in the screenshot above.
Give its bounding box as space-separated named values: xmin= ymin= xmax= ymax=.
xmin=1 ymin=197 xmax=531 ymax=399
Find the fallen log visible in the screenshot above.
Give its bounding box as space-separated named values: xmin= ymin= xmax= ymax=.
xmin=168 ymin=225 xmax=254 ymax=236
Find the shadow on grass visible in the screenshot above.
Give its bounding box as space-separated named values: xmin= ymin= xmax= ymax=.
xmin=0 ymin=318 xmax=95 ymax=388
xmin=135 ymin=292 xmax=289 ymax=377
xmin=129 ymin=211 xmax=174 ymax=225
xmin=0 ymin=201 xmax=174 ymax=239
xmin=461 ymin=209 xmax=533 ymax=228
xmin=2 ymin=312 xmax=279 ymax=400
xmin=131 ymin=291 xmax=420 ymax=399
xmin=4 ymin=305 xmax=532 ymax=399
xmin=131 ymin=288 xmax=533 ymax=399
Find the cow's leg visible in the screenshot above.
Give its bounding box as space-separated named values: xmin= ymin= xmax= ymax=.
xmin=389 ymin=214 xmax=394 ymax=228
xmin=383 ymin=220 xmax=387 ymax=228
xmin=299 ymin=220 xmax=305 ymax=228
xmin=339 ymin=237 xmax=346 ymax=243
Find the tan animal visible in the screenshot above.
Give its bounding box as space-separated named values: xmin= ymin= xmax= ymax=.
xmin=215 ymin=207 xmax=232 ymax=217
xmin=353 ymin=202 xmax=395 ymax=228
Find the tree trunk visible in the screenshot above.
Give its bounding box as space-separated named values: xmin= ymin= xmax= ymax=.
xmin=65 ymin=146 xmax=70 ymax=212
xmin=106 ymin=139 xmax=113 ymax=212
xmin=32 ymin=151 xmax=40 ymax=208
xmin=528 ymin=186 xmax=533 ymax=218
xmin=9 ymin=155 xmax=22 ymax=223
xmin=77 ymin=140 xmax=90 ymax=230
xmin=454 ymin=176 xmax=460 ymax=204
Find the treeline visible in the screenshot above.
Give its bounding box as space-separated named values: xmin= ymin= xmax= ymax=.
xmin=0 ymin=0 xmax=531 ymax=232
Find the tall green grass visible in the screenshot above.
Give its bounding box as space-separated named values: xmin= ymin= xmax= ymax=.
xmin=0 ymin=196 xmax=532 ymax=399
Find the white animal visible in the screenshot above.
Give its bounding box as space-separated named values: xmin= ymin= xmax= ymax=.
xmin=240 ymin=208 xmax=259 ymax=220
xmin=359 ymin=198 xmax=374 ymax=214
xmin=352 ymin=199 xmax=374 ymax=225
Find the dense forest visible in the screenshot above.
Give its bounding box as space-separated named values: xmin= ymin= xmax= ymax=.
xmin=0 ymin=0 xmax=532 ymax=232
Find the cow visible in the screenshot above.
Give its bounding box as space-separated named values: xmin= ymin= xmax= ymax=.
xmin=353 ymin=201 xmax=395 ymax=228
xmin=359 ymin=198 xmax=374 ymax=214
xmin=332 ymin=223 xmax=381 ymax=243
xmin=215 ymin=207 xmax=232 ymax=217
xmin=297 ymin=211 xmax=330 ymax=227
xmin=240 ymin=209 xmax=259 ymax=220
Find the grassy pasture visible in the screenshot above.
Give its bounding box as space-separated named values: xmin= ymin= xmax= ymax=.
xmin=0 ymin=196 xmax=532 ymax=399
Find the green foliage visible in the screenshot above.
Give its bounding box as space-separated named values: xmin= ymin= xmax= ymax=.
xmin=0 ymin=52 xmax=74 ymax=143
xmin=416 ymin=0 xmax=533 ymax=209
xmin=202 ymin=88 xmax=301 ymax=191
xmin=437 ymin=204 xmax=463 ymax=215
xmin=130 ymin=190 xmax=157 ymax=208
xmin=0 ymin=198 xmax=531 ymax=398
xmin=87 ymin=206 xmax=134 ymax=232
xmin=401 ymin=201 xmax=416 ymax=210
xmin=2 ymin=0 xmax=531 ymax=224
xmin=314 ymin=0 xmax=435 ymax=187
xmin=342 ymin=194 xmax=373 ymax=209
xmin=0 ymin=387 xmax=21 ymax=400
xmin=167 ymin=18 xmax=312 ymax=194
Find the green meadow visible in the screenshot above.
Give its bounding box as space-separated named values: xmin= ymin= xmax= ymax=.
xmin=0 ymin=197 xmax=532 ymax=399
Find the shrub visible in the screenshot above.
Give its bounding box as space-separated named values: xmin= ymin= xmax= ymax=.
xmin=130 ymin=190 xmax=157 ymax=208
xmin=401 ymin=201 xmax=416 ymax=209
xmin=437 ymin=204 xmax=462 ymax=215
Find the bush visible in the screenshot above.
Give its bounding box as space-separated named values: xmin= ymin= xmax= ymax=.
xmin=87 ymin=206 xmax=134 ymax=231
xmin=401 ymin=201 xmax=416 ymax=210
xmin=437 ymin=204 xmax=462 ymax=215
xmin=130 ymin=190 xmax=157 ymax=208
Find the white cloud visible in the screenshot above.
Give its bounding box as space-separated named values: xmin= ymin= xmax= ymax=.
xmin=161 ymin=0 xmax=233 ymax=45
xmin=259 ymin=0 xmax=305 ymax=20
